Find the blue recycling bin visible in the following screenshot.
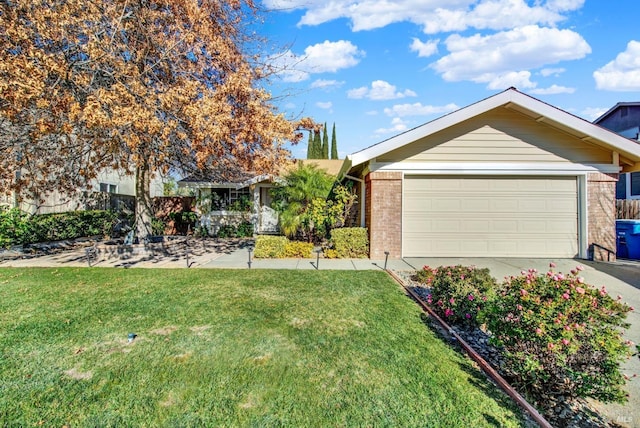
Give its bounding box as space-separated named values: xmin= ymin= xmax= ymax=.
xmin=616 ymin=220 xmax=640 ymax=259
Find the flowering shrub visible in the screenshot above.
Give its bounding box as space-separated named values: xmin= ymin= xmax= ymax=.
xmin=418 ymin=265 xmax=497 ymax=328
xmin=480 ymin=263 xmax=634 ymax=406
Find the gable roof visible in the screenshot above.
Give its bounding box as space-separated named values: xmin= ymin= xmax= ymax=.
xmin=348 ymin=88 xmax=640 ymax=172
xmin=593 ymin=101 xmax=640 ymax=124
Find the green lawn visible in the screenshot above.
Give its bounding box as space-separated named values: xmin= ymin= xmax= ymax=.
xmin=0 ymin=268 xmax=524 ymax=427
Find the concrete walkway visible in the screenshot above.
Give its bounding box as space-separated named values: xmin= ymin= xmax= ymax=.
xmin=1 ymin=242 xmax=638 ymax=426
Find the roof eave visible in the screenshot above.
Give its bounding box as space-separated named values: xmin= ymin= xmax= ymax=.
xmin=349 ymin=88 xmax=640 ymax=168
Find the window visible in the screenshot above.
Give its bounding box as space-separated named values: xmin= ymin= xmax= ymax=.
xmin=99 ymin=183 xmax=117 ymax=193
xmin=631 ymin=172 xmax=640 ymax=197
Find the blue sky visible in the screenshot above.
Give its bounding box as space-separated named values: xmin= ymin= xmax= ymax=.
xmin=259 ymin=0 xmax=640 ymax=159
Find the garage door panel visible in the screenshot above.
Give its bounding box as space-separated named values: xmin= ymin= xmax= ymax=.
xmin=403 ymin=176 xmax=578 ymax=257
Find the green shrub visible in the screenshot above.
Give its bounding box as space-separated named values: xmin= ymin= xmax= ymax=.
xmin=0 ymin=207 xmax=31 ymax=247
xmin=480 ymin=264 xmax=633 ymax=406
xmin=217 ymin=225 xmax=237 ymax=238
xmin=216 ymin=221 xmax=253 ymax=238
xmin=151 ymin=218 xmax=167 ymax=235
xmin=253 ymin=235 xmax=288 ymax=258
xmin=423 ymin=265 xmax=497 ymax=328
xmin=330 ymin=227 xmax=369 ymax=258
xmin=0 ymin=208 xmax=117 ymax=247
xmin=284 ymin=241 xmax=314 ymax=258
xmin=236 ymin=221 xmax=254 ymax=238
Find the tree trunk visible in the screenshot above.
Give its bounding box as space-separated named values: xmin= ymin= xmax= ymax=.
xmin=135 ymin=162 xmax=153 ymax=241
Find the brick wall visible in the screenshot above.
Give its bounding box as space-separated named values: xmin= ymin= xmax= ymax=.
xmin=365 ymin=171 xmax=402 ymax=259
xmin=587 ymin=172 xmax=618 ymax=261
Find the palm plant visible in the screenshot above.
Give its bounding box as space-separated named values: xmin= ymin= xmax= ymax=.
xmin=270 ymin=164 xmax=334 ymax=240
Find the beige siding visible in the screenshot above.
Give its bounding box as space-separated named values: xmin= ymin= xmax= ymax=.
xmin=403 ymin=175 xmax=578 ymax=257
xmin=379 ymin=108 xmax=611 ymax=164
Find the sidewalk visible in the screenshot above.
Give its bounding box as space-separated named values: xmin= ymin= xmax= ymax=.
xmin=0 ymin=239 xmax=414 ymax=271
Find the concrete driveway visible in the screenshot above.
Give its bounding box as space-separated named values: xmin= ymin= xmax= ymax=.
xmin=403 ymin=257 xmax=640 ymax=428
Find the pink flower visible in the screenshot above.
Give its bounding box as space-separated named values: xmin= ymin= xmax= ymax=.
xmin=444 ymin=308 xmax=454 ymax=317
xmin=561 ymin=339 xmax=570 ymax=346
xmin=548 ymin=343 xmax=555 ymax=350
xmin=617 ymin=295 xmax=623 ymax=300
xmin=575 ymin=287 xmax=585 ymax=294
xmin=449 ymin=298 xmax=455 ymax=305
xmin=517 ymin=304 xmax=523 ymax=311
xmin=549 ymin=262 xmax=557 ymax=268
xmin=557 ymin=273 xmax=565 ymax=280
xmin=576 ymin=265 xmax=584 ymax=271
xmin=520 ymin=289 xmax=528 ymax=297
xmin=465 ymin=313 xmax=471 ymax=319
xmin=577 ymin=277 xmax=584 ymax=284
xmin=468 ymin=294 xmax=474 ymax=301
xmin=562 ymin=292 xmax=570 ymax=300
xmin=427 ymin=295 xmax=433 ymax=304
xmin=535 ymin=328 xmax=543 ymax=335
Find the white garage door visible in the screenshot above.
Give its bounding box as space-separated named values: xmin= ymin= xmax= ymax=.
xmin=403 ymin=175 xmax=578 ymax=257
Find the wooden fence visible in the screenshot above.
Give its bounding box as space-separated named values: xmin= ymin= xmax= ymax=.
xmin=617 ymin=199 xmax=640 ymax=219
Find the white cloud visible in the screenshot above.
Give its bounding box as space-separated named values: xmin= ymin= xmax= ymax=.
xmin=593 ymin=40 xmax=640 ymax=91
xmin=316 ymin=101 xmax=333 ymax=109
xmin=529 ymin=84 xmax=575 ymax=95
xmin=539 ymin=67 xmax=566 ymax=77
xmin=545 ymin=0 xmax=585 ymax=12
xmin=431 ymin=26 xmax=591 ymax=86
xmin=347 ymin=80 xmax=417 ymax=100
xmin=484 ymin=71 xmax=536 ymax=90
xmin=410 ymin=38 xmax=439 ymax=58
xmin=269 ymin=40 xmax=364 ymax=82
xmin=310 ymin=79 xmax=344 ymax=89
xmin=383 ymin=102 xmax=459 ymax=117
xmin=264 ymin=0 xmax=583 ymax=34
xmin=581 ymin=107 xmax=609 ymax=121
xmin=374 ymin=117 xmax=409 ymax=135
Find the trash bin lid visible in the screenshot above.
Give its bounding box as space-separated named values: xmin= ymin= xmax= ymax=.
xmin=616 ymin=219 xmax=640 ymax=234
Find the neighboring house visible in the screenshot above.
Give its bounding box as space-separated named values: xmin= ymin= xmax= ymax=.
xmin=340 ymin=88 xmax=640 ymax=261
xmin=178 ymin=159 xmax=344 ymax=235
xmin=1 ymin=169 xmax=166 ymax=214
xmin=593 ymin=102 xmax=640 ymax=200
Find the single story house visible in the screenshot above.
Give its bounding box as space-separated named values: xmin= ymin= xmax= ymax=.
xmin=593 ymin=102 xmax=640 ymax=200
xmin=178 ymin=159 xmax=343 ymax=235
xmin=340 ymin=88 xmax=640 ymax=261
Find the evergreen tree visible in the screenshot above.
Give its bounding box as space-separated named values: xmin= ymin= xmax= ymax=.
xmin=331 ymin=123 xmax=338 ymax=159
xmin=307 ymin=131 xmax=313 ymax=159
xmin=313 ymin=130 xmax=322 ymax=159
xmin=322 ymin=122 xmax=329 ymax=159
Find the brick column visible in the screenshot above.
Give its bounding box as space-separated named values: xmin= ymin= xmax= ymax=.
xmin=365 ymin=171 xmax=402 ymax=259
xmin=587 ymin=172 xmax=618 ymax=261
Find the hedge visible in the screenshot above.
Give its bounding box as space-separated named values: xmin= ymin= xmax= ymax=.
xmin=0 ymin=208 xmax=118 ymax=247
xmin=330 ymin=227 xmax=369 ymax=258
